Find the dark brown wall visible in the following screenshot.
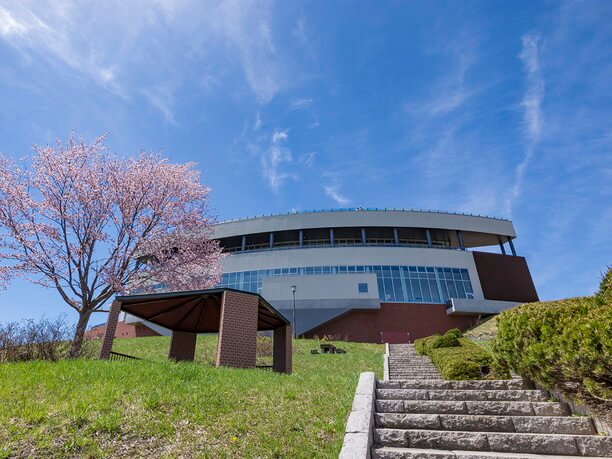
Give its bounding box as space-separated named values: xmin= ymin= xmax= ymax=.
xmin=472 ymin=251 xmax=539 ymax=303
xmin=85 ymin=320 xmax=161 ymax=340
xmin=304 ymin=303 xmax=479 ymax=343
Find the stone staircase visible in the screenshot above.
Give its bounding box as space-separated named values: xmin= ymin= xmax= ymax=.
xmin=371 ymin=344 xmax=612 ymax=458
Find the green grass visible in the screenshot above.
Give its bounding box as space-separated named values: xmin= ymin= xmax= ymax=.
xmin=0 ymin=336 xmax=383 ymax=458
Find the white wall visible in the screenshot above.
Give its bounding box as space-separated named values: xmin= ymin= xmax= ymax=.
xmin=212 ymin=210 xmax=515 ymax=239
xmin=221 ymin=245 xmax=485 ymax=300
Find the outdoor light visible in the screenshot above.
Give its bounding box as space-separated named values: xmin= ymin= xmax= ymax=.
xmin=291 ymin=285 xmax=297 ymax=338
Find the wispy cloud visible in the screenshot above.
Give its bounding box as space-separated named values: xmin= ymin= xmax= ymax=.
xmin=324 ymin=185 xmax=350 ymax=205
xmin=289 ymin=97 xmax=313 ymax=110
xmin=261 ymin=129 xmax=296 ymax=191
xmin=505 ymin=34 xmax=544 ymax=214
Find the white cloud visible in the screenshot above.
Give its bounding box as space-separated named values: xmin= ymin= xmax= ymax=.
xmin=505 ymin=34 xmax=544 ymax=214
xmin=289 ymin=97 xmax=313 ymax=110
xmin=262 ymin=144 xmax=295 ymax=192
xmin=271 ymin=129 xmax=289 ymax=144
xmin=324 ymin=185 xmax=350 ymax=206
xmin=0 ymin=0 xmax=291 ymax=121
xmin=254 ymin=112 xmax=262 ymax=131
xmin=299 ymin=151 xmax=316 ymax=167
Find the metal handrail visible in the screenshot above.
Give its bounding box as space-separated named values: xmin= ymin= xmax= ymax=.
xmin=109 ymin=351 xmax=141 ymax=361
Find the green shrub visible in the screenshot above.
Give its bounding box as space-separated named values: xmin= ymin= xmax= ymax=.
xmin=445 ymin=328 xmax=464 ymax=339
xmin=429 ymin=338 xmax=508 ymax=380
xmin=494 ymin=297 xmax=612 ymax=401
xmin=428 ymin=333 xmax=460 ymax=350
xmin=414 ymin=335 xmax=438 ymax=355
xmin=596 ymin=266 xmax=612 ymax=306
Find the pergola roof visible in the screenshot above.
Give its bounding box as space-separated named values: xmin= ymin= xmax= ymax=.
xmin=115 ymin=288 xmax=289 ymax=333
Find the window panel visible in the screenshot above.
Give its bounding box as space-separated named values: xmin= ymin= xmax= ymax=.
xmin=420 ymin=279 xmax=432 ymax=302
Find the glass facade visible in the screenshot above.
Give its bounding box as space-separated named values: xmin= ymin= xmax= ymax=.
xmin=216 ymin=265 xmax=474 ymax=303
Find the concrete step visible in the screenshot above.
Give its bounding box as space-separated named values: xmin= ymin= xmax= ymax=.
xmin=376 ymin=400 xmax=570 ymax=416
xmin=375 ymin=413 xmax=596 ymax=435
xmin=378 ymin=380 xmax=533 ymax=390
xmin=373 ymin=429 xmax=612 ymax=457
xmin=376 ymin=389 xmax=548 ymax=402
xmin=371 ymin=446 xmax=611 ymax=459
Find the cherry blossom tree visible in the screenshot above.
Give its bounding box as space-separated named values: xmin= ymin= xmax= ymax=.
xmin=0 ymin=134 xmax=224 ymax=356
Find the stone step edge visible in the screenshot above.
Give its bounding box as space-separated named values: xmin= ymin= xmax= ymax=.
xmin=374 ymin=413 xmax=596 ymax=434
xmin=373 ymin=429 xmax=612 ymax=457
xmin=371 ymin=446 xmax=605 ymax=459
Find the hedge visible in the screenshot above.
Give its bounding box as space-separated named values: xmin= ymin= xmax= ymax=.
xmin=429 ymin=338 xmax=508 ymax=380
xmin=414 ymin=329 xmax=507 ymax=380
xmin=493 ymin=268 xmax=612 ymax=401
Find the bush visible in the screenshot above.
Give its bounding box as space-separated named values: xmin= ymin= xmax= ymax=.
xmin=493 ymin=297 xmax=612 ymax=401
xmin=414 ymin=335 xmax=437 ymax=355
xmin=429 ymin=338 xmax=508 ymax=380
xmin=596 ymin=266 xmax=612 ymax=306
xmin=0 ymin=316 xmax=95 ymax=363
xmin=445 ymin=328 xmax=464 ymax=339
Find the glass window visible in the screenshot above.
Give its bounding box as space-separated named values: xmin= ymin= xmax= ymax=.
xmin=358 ymin=283 xmax=368 ymax=293
xmin=429 ymin=279 xmax=441 ymax=303
xmin=393 ymin=278 xmax=404 ymax=301
xmin=383 ymin=278 xmax=394 ymax=301
xmin=447 ymin=280 xmax=458 ymax=298
xmin=420 ymin=279 xmax=432 ymax=302
xmin=411 ymin=279 xmax=422 ymax=301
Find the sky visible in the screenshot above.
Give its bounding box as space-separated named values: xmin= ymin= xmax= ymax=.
xmin=0 ymin=0 xmax=611 ymax=326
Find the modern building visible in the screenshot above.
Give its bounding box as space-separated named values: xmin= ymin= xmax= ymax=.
xmin=212 ymin=208 xmax=538 ymax=343
xmin=88 ymin=208 xmax=539 ymax=343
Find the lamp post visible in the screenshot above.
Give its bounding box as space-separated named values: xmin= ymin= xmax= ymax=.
xmin=291 ymin=285 xmax=297 ymax=338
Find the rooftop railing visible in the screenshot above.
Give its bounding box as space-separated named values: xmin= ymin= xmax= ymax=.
xmin=216 ymin=207 xmax=510 ymax=225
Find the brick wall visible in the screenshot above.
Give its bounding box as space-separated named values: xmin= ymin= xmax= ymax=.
xmin=305 ymin=303 xmax=478 ymax=343
xmin=273 ymin=325 xmax=292 ymax=373
xmin=99 ymin=301 xmax=122 ymax=359
xmin=168 ymin=331 xmax=197 ymax=361
xmin=216 ymin=291 xmax=258 ymax=369
xmin=85 ymin=320 xmax=161 ymax=340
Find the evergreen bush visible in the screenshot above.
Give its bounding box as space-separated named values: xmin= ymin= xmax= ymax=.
xmin=493 ymin=290 xmax=612 ymax=401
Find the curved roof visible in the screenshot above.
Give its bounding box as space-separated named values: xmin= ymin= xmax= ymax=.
xmin=212 ymin=208 xmax=516 ymax=241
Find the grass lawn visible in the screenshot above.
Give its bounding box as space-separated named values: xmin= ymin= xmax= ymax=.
xmin=0 ymin=336 xmax=383 ymax=458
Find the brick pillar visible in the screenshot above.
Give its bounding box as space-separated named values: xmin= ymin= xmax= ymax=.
xmin=273 ymin=325 xmax=292 ymax=374
xmin=216 ymin=291 xmax=258 ymax=369
xmin=99 ymin=300 xmax=122 ymax=359
xmin=168 ymin=331 xmax=197 ymax=361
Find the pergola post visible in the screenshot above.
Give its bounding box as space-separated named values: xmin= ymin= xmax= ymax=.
xmin=168 ymin=331 xmax=197 ymax=361
xmin=216 ymin=291 xmax=258 ymax=369
xmin=99 ymin=300 xmax=122 ymax=359
xmin=273 ymin=325 xmax=292 ymax=374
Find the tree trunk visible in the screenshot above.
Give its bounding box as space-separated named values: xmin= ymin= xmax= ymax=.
xmin=69 ymin=309 xmax=93 ymax=358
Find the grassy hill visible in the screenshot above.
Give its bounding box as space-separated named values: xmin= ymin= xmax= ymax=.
xmin=0 ymin=336 xmax=383 ymax=458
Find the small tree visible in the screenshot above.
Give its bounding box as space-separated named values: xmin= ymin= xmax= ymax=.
xmin=0 ymin=134 xmax=224 ymax=356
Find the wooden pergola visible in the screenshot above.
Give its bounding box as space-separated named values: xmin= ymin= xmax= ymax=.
xmin=99 ymin=288 xmax=292 ymax=373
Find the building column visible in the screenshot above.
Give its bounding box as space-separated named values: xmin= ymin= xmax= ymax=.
xmin=168 ymin=331 xmax=197 ymax=361
xmin=269 ymin=232 xmax=274 ymax=249
xmin=273 ymin=325 xmax=292 ymax=374
xmin=456 ymin=230 xmax=466 ymax=251
xmin=361 ymin=228 xmax=367 ymax=245
xmin=241 ymin=235 xmax=246 ymax=253
xmin=507 ymin=237 xmax=517 ymax=256
xmin=330 ymin=228 xmax=335 ymax=245
xmin=299 ymin=230 xmax=304 ymax=247
xmin=426 ymin=229 xmax=433 ymax=248
xmin=99 ymin=300 xmax=122 ymax=359
xmin=216 ymin=291 xmax=258 ymax=369
xmin=393 ymin=228 xmax=399 ymax=245
xmin=498 ymin=237 xmax=506 ymax=255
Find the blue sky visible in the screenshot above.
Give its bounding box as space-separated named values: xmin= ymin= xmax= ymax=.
xmin=0 ymin=1 xmax=610 ymax=325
